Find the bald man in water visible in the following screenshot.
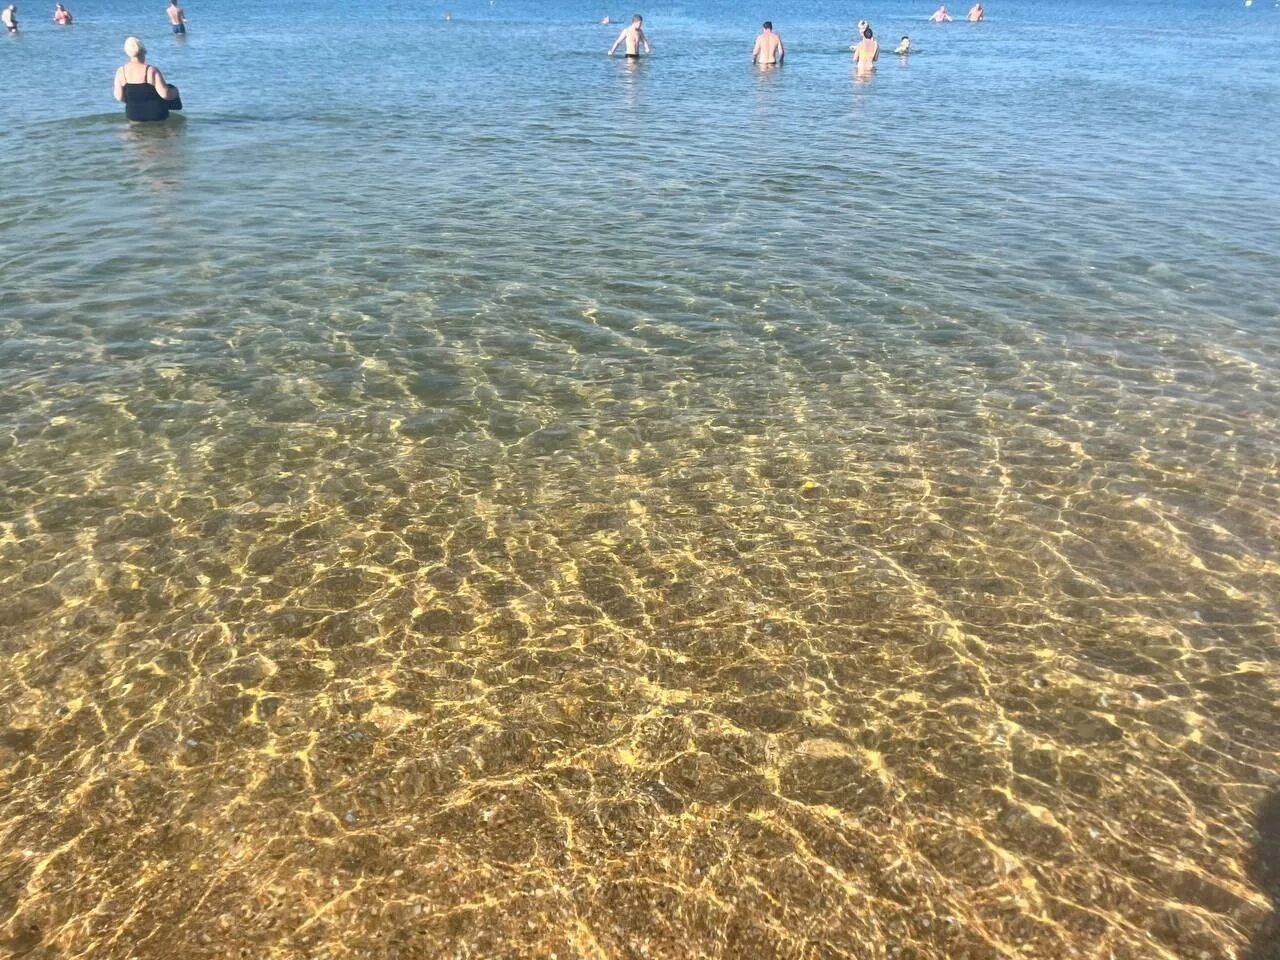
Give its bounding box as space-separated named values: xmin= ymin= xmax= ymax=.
xmin=752 ymin=21 xmax=784 ymax=65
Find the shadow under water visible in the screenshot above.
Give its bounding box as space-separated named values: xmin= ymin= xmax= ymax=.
xmin=1244 ymin=789 xmax=1280 ymax=960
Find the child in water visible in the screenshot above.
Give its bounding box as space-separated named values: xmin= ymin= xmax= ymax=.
xmin=895 ymin=35 xmax=911 ymax=54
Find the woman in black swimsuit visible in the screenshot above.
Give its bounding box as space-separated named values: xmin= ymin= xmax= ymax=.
xmin=113 ymin=36 xmax=182 ymax=122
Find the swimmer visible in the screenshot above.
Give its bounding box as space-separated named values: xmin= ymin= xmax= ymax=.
xmin=115 ymin=36 xmax=182 ymax=121
xmin=601 ymin=15 xmax=611 ymax=24
xmin=443 ymin=10 xmax=453 ymax=19
xmin=752 ymin=20 xmax=784 ymax=65
xmin=895 ymin=35 xmax=911 ymax=54
xmin=53 ymin=2 xmax=71 ymax=24
xmin=608 ymin=13 xmax=650 ymax=58
xmin=852 ymin=25 xmax=879 ymax=68
xmin=2 ymin=4 xmax=17 ymax=32
xmin=849 ymin=22 xmax=872 ymax=50
xmin=166 ymin=0 xmax=186 ymax=33
xmin=968 ymin=2 xmax=983 ymax=20
xmin=929 ymin=4 xmax=952 ymax=21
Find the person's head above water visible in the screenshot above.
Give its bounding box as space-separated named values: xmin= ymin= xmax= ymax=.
xmin=863 ymin=27 xmax=873 ymax=38
xmin=631 ymin=13 xmax=642 ymax=23
xmin=123 ymin=35 xmax=146 ymax=59
xmin=762 ymin=20 xmax=772 ymax=30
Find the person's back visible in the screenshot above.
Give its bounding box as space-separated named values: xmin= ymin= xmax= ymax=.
xmin=53 ymin=3 xmax=71 ymax=24
xmin=752 ymin=21 xmax=783 ymax=65
xmin=2 ymin=5 xmax=17 ymax=32
xmin=609 ymin=14 xmax=650 ymax=57
xmin=853 ymin=28 xmax=879 ymax=67
xmin=114 ymin=36 xmax=181 ymax=122
xmin=167 ymin=0 xmax=186 ymax=32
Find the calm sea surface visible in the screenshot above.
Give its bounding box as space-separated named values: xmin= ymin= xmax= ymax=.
xmin=1 ymin=1 xmax=1278 ymax=957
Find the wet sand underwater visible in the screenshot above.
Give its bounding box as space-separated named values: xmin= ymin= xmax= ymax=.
xmin=1 ymin=0 xmax=1279 ymax=957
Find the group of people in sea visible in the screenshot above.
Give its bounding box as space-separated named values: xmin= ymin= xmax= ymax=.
xmin=932 ymin=3 xmax=985 ymax=23
xmin=845 ymin=4 xmax=983 ymax=69
xmin=606 ymin=3 xmax=986 ymax=68
xmin=6 ymin=1 xmax=188 ymax=119
xmin=4 ymin=0 xmax=986 ymax=122
xmin=2 ymin=0 xmax=185 ymax=33
xmin=4 ymin=1 xmax=62 ymax=31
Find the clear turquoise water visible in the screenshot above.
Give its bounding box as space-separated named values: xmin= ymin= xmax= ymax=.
xmin=1 ymin=2 xmax=1278 ymax=958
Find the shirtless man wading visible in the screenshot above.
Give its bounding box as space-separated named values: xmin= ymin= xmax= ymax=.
xmin=167 ymin=0 xmax=186 ymax=33
xmin=608 ymin=14 xmax=650 ymax=58
xmin=752 ymin=21 xmax=784 ymax=65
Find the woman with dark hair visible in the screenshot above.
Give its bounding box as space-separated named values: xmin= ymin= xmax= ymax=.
xmin=852 ymin=25 xmax=879 ymax=70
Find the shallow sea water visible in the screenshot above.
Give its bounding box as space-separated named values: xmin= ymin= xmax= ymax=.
xmin=2 ymin=0 xmax=1279 ymax=957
